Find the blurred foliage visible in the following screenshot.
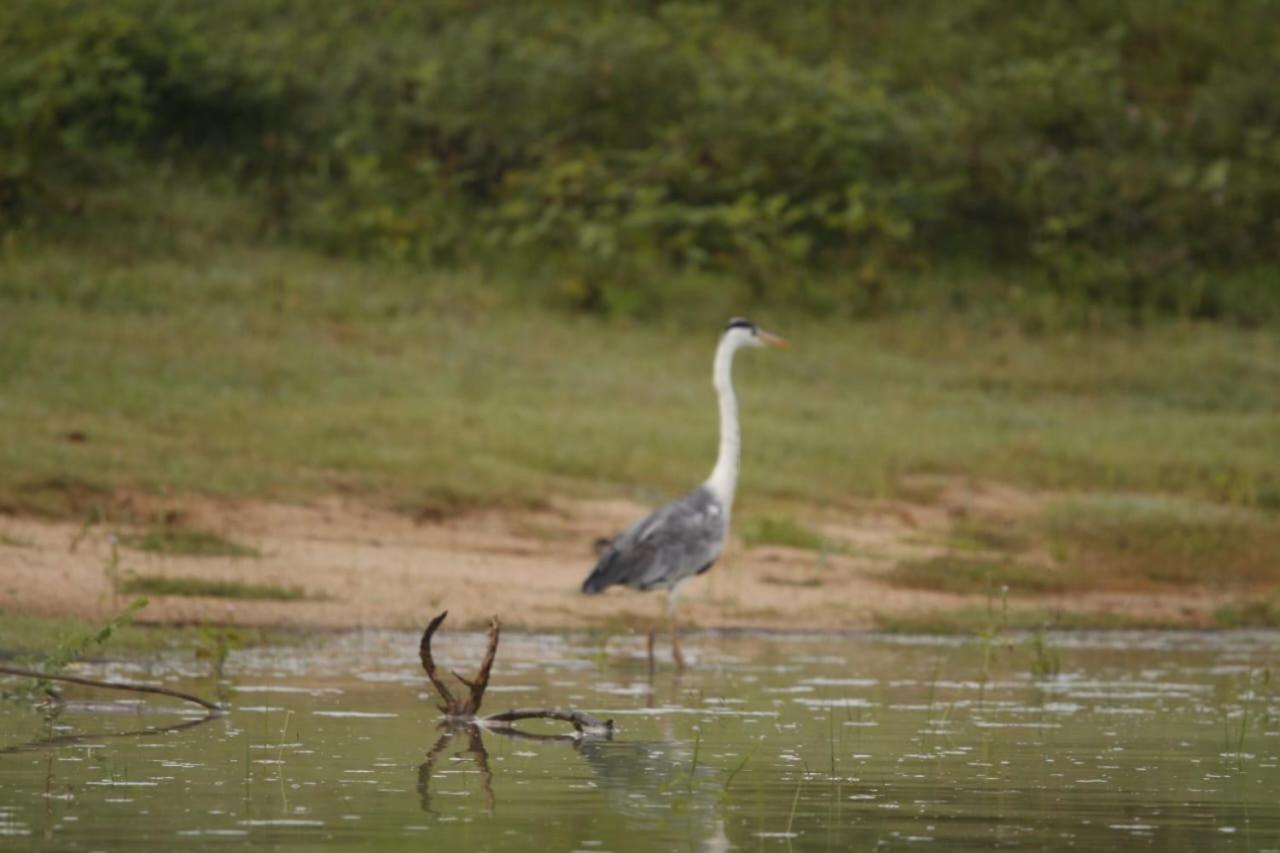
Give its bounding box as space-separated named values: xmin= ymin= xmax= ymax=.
xmin=2 ymin=0 xmax=1277 ymax=320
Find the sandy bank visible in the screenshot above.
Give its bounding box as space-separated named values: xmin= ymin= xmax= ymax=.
xmin=0 ymin=484 xmax=1223 ymax=634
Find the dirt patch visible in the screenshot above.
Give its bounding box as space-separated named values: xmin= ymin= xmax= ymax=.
xmin=0 ymin=482 xmax=1245 ymax=633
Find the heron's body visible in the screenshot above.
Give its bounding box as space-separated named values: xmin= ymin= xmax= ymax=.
xmin=581 ymin=485 xmax=726 ymax=594
xmin=579 ymin=318 xmax=785 ymax=666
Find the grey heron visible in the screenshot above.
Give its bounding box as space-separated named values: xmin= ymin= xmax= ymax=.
xmin=581 ymin=318 xmax=787 ymax=668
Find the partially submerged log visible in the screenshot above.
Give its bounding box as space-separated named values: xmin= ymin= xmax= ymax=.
xmin=418 ymin=610 xmax=497 ymax=717
xmin=482 ymin=707 xmax=614 ymax=736
xmin=415 ymin=611 xmax=614 ymax=814
xmin=0 ymin=663 xmax=222 ymax=713
xmin=418 ymin=610 xmax=614 ymax=736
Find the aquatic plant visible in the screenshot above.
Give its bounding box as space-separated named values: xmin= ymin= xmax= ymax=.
xmin=977 ymin=583 xmax=1011 ymax=700
xmin=195 ymin=626 xmax=245 ymax=694
xmin=721 ymin=741 xmax=760 ymax=797
xmin=1027 ymin=626 xmax=1061 ymax=680
xmin=40 ymin=596 xmax=149 ymax=684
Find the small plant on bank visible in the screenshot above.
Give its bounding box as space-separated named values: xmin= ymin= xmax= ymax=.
xmin=119 ymin=527 xmax=261 ymax=558
xmin=2 ymin=598 xmax=149 ymax=704
xmin=742 ymin=517 xmax=835 ymax=552
xmin=889 ymin=556 xmax=1069 ymax=596
xmin=118 ymin=575 xmax=312 ymax=602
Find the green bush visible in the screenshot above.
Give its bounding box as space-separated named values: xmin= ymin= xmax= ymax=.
xmin=2 ymin=0 xmax=1277 ymax=321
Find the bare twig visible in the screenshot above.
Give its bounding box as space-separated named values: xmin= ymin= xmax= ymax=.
xmin=0 ymin=664 xmax=221 ymax=713
xmin=418 ymin=611 xmax=500 ymax=716
xmin=418 ymin=611 xmax=613 ymax=736
xmin=418 ymin=611 xmax=459 ymax=713
xmin=481 ymin=708 xmax=614 ymax=736
xmin=484 ymin=726 xmax=581 ymax=745
xmin=467 ymin=617 xmax=500 ymax=712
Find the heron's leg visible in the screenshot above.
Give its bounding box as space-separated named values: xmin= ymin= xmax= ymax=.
xmin=646 ymin=593 xmax=664 ymax=675
xmin=670 ymin=613 xmax=685 ymax=671
xmin=667 ymin=585 xmax=686 ymax=671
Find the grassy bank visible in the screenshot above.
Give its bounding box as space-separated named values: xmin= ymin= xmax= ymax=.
xmin=3 ymin=230 xmax=1278 ymax=522
xmin=0 ymin=609 xmax=299 ymax=660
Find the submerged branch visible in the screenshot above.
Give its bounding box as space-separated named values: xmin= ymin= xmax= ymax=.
xmin=467 ymin=618 xmax=500 ymax=711
xmin=416 ymin=611 xmax=617 ymax=814
xmin=418 ymin=611 xmax=500 ymax=716
xmin=417 ymin=611 xmax=613 ymax=734
xmin=481 ymin=708 xmax=614 ymax=736
xmin=0 ymin=664 xmax=222 ymax=713
xmin=418 ymin=611 xmax=459 ymax=713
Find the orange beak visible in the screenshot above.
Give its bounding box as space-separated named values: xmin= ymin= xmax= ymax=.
xmin=758 ymin=330 xmax=789 ymax=349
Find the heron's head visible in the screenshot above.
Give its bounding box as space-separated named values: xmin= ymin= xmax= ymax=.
xmin=722 ymin=317 xmax=788 ymax=350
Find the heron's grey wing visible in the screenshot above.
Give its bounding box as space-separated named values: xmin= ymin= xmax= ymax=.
xmin=581 ymin=487 xmax=726 ymax=593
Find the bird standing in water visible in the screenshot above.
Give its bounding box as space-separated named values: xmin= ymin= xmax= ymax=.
xmin=581 ymin=318 xmax=787 ymax=669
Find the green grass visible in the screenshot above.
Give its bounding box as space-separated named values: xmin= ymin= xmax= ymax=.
xmin=116 ymin=575 xmax=312 ymax=601
xmin=742 ymin=517 xmax=833 ymax=551
xmin=945 ymin=521 xmax=1030 ymax=554
xmin=873 ymin=607 xmax=1186 ymax=634
xmin=889 ymin=493 xmax=1280 ymax=597
xmin=2 ymin=213 xmax=1279 ymax=535
xmin=119 ymin=527 xmax=261 ymax=558
xmin=888 ymin=556 xmax=1072 ymax=596
xmin=0 ymin=475 xmax=120 ymax=519
xmin=0 ymin=610 xmax=301 ymax=657
xmin=760 ymin=574 xmax=825 ymax=588
xmin=1042 ymin=494 xmax=1280 ymax=588
xmin=1214 ymin=598 xmax=1280 ymax=628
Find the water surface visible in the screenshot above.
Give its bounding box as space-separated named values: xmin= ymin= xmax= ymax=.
xmin=2 ymin=629 xmax=1278 ymax=850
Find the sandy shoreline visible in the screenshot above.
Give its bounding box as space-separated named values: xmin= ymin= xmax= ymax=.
xmin=0 ymin=485 xmax=1226 ymax=634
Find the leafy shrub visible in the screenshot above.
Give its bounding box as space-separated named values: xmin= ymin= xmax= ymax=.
xmin=2 ymin=0 xmax=1277 ymax=321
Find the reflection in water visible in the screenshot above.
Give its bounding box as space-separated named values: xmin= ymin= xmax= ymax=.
xmin=417 ymin=723 xmax=497 ymax=814
xmin=577 ymin=734 xmax=731 ymax=850
xmin=577 ymin=737 xmax=714 ymax=816
xmin=417 ymin=719 xmax=605 ymax=815
xmin=0 ymin=710 xmax=219 ymax=755
xmin=415 ymin=716 xmax=734 ymax=850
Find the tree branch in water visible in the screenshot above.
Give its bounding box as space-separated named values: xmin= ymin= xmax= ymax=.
xmin=0 ymin=664 xmax=222 ymax=713
xmin=482 ymin=707 xmax=614 ymax=735
xmin=418 ymin=610 xmax=613 ymax=734
xmin=418 ymin=610 xmax=499 ymax=716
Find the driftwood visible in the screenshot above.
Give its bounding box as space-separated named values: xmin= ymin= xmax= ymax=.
xmin=418 ymin=610 xmax=613 ymax=734
xmin=418 ymin=610 xmax=499 ymax=716
xmin=482 ymin=708 xmax=613 ymax=735
xmin=0 ymin=663 xmax=222 ymax=713
xmin=414 ymin=610 xmax=619 ymax=814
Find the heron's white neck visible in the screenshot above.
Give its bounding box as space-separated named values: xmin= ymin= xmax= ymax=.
xmin=705 ymin=335 xmax=742 ymax=511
